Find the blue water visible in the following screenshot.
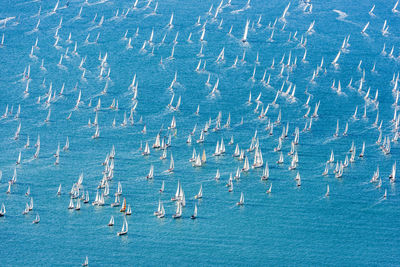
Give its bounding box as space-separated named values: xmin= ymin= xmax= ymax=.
xmin=0 ymin=0 xmax=399 ymax=265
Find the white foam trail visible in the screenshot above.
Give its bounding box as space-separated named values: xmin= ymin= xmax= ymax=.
xmin=333 ymin=9 xmax=348 ymax=20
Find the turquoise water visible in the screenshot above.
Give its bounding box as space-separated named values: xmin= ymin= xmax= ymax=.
xmin=0 ymin=0 xmax=399 ymax=265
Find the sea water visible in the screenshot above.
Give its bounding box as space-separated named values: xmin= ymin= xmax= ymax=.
xmin=0 ymin=0 xmax=399 ymax=265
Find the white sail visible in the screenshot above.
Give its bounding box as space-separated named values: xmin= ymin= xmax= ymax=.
xmin=237 ymin=192 xmax=244 ymax=205
xmin=173 ymin=202 xmax=182 ymax=218
xmin=32 ymin=213 xmax=40 ymax=224
xmin=200 ymin=28 xmax=206 ymax=41
xmin=108 ymin=216 xmax=114 ymax=226
xmin=331 ymin=50 xmax=341 ymax=65
xmin=168 ymin=154 xmax=174 ymax=172
xmin=195 ymin=184 xmax=203 ymax=199
xmin=16 ymin=151 xmax=21 ymax=165
xmin=147 ymin=165 xmax=154 ymax=179
xmin=0 ymin=203 xmax=5 ymax=216
xmin=142 ymin=142 xmax=150 ymax=155
xmin=241 ymin=20 xmax=250 ymax=42
xmin=63 ymin=137 xmax=69 ymax=151
xmin=168 ymin=13 xmax=174 ymax=27
xmin=173 ymin=180 xmax=181 ymax=201
xmin=117 ymin=217 xmax=128 ymax=236
xmin=361 ymin=22 xmax=369 ymax=34
xmin=242 ymin=156 xmax=250 ymax=172
xmin=192 ymin=204 xmax=197 ymax=218
xmin=261 ymin=162 xmax=269 ymax=180
xmin=68 ymin=198 xmax=74 ymax=209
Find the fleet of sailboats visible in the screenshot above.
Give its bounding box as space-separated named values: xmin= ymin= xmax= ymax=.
xmin=0 ymin=2 xmax=398 ymax=262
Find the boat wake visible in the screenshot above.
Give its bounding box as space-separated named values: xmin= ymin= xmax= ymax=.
xmin=365 ymin=197 xmax=386 ymax=209
xmin=85 ymin=0 xmax=110 ymax=6
xmin=0 ymin=17 xmax=15 ymax=25
xmin=333 ymin=10 xmax=348 ymax=21
xmin=332 ymin=10 xmax=358 ymax=26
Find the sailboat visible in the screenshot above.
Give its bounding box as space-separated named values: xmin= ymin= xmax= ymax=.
xmin=167 ymin=12 xmax=174 ymax=28
xmin=335 ymin=163 xmax=344 ymax=178
xmin=389 ymin=162 xmax=396 ymax=182
xmin=334 ymin=120 xmax=339 ymax=137
xmin=34 ymin=144 xmax=40 ymax=159
xmin=160 ymin=149 xmax=167 ymax=160
xmin=142 ymin=142 xmax=150 ymax=155
xmin=242 ymin=156 xmax=250 ymax=172
xmin=125 ymin=204 xmax=132 ymax=216
xmin=172 ymin=202 xmax=182 ymax=219
xmin=157 ymin=202 xmax=165 ymax=218
xmin=0 ymin=203 xmax=5 ymax=216
xmin=202 ymin=148 xmax=207 ymax=163
xmin=215 ymin=169 xmax=220 ymax=180
xmin=16 ymin=151 xmax=21 ymax=165
xmin=146 ymin=165 xmax=154 ymax=179
xmin=168 ymin=116 xmax=176 ymax=129
xmin=241 ymin=20 xmax=250 ymax=43
xmin=327 ymin=150 xmax=335 ymax=163
xmin=22 ymin=203 xmax=29 ymax=215
xmin=229 ymin=181 xmax=234 ymax=192
xmin=192 ymin=154 xmax=202 ymax=167
xmin=120 ymin=198 xmax=127 ymax=212
xmin=75 ymin=199 xmax=81 ymax=210
xmin=370 ymin=166 xmax=380 ymax=183
xmin=82 ymin=256 xmax=89 ymax=267
xmin=266 ymin=184 xmax=272 ymax=194
xmin=111 ymin=195 xmax=120 ymax=207
xmin=261 ymin=162 xmax=269 ymax=180
xmin=194 ymin=184 xmax=203 ymax=199
xmin=92 ymin=125 xmax=100 ymax=139
xmin=68 ymin=198 xmax=74 ymax=209
xmin=172 ymin=181 xmax=181 ymax=201
xmin=343 ymin=122 xmax=348 ymax=136
xmin=237 ymin=192 xmax=244 ymax=205
xmin=167 ymin=154 xmax=174 ymax=172
xmin=92 ymin=190 xmax=100 ymax=206
xmin=153 ymin=134 xmax=161 ymax=148
xmin=288 ymin=156 xmax=297 ymax=170
xmin=252 ymin=147 xmax=264 ymax=168
xmin=159 ymin=181 xmax=165 ymax=193
xmin=10 ymin=168 xmax=17 ymax=185
xmin=154 ymin=200 xmax=162 ymax=216
xmin=197 ymin=131 xmax=205 ymax=143
xmin=117 ymin=217 xmax=128 ymax=236
xmin=191 ymin=204 xmax=198 ymax=219
xmin=103 ymin=182 xmax=110 ymax=197
xmin=361 ymin=22 xmax=369 ymax=35
xmin=189 ymin=148 xmax=197 ymax=162
xmin=322 ymin=163 xmax=329 ymax=176
xmin=296 ymin=174 xmax=302 ymax=186
xmin=234 ymin=167 xmax=241 ymax=180
xmin=359 ymin=141 xmax=365 ymax=157
xmin=233 ymin=144 xmax=240 ymax=157
xmin=331 ymin=50 xmax=341 ymax=67
xmin=325 ymin=185 xmax=330 ymax=197
xmin=25 ymin=136 xmax=30 ymax=148
xmin=229 ymin=135 xmax=234 ymax=145
xmin=115 ymin=182 xmax=122 ymax=196
xmin=32 ymin=213 xmax=40 ymax=224
xmin=213 ymin=141 xmax=221 ymax=156
xmin=84 ymin=191 xmax=89 ymax=204
xmin=29 ymin=198 xmax=33 ymax=211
